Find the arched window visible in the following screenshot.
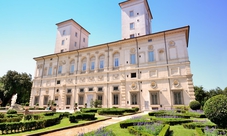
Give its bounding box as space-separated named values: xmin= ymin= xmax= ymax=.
xmin=158 ymin=49 xmax=165 ymax=61
xmin=130 ymin=48 xmax=136 ymax=64
xmin=90 ymin=56 xmax=95 ymax=71
xmin=148 ymin=45 xmax=154 ymax=62
xmin=70 ymin=60 xmax=75 ymax=74
xmin=81 ymin=58 xmax=87 ymax=72
xmin=113 ymin=52 xmax=120 ymax=68
xmin=48 ymin=63 xmax=52 ymax=75
xmin=99 ymin=55 xmax=104 ymax=70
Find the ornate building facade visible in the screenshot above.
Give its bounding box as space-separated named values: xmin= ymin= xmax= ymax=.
xmin=30 ymin=0 xmax=195 ymax=111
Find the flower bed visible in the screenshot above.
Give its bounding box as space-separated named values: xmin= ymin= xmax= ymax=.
xmin=120 ymin=116 xmax=152 ymax=128
xmin=78 ymin=127 xmax=116 ymax=136
xmin=127 ymin=123 xmax=170 ymax=136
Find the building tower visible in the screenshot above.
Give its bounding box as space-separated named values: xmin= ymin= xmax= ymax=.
xmin=54 ymin=19 xmax=90 ymax=53
xmin=119 ymin=0 xmax=153 ymax=39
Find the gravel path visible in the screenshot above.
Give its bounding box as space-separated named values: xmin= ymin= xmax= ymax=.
xmin=41 ymin=112 xmax=148 ymax=136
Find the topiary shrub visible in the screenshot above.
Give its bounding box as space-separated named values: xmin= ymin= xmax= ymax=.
xmin=204 ymin=95 xmax=227 ymax=128
xmin=189 ymin=100 xmax=201 ymax=110
xmin=7 ymin=109 xmax=17 ymax=114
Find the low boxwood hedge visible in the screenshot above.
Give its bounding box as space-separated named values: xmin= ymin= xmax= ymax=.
xmin=81 ymin=108 xmax=99 ymax=113
xmin=0 ymin=115 xmax=61 ymax=134
xmin=69 ymin=113 xmax=95 ymax=122
xmin=182 ymin=122 xmax=216 ymax=129
xmin=195 ymin=127 xmax=204 ymax=136
xmin=120 ymin=121 xmax=153 ymax=128
xmin=98 ymin=108 xmax=125 ymax=115
xmin=151 ymin=117 xmax=193 ymax=125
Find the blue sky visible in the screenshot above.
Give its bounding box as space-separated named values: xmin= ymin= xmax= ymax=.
xmin=0 ymin=0 xmax=226 ymax=91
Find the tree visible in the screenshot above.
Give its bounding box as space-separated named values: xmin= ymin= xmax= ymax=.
xmin=194 ymin=86 xmax=207 ymax=107
xmin=0 ymin=70 xmax=32 ymax=106
xmin=204 ymin=95 xmax=227 ymax=128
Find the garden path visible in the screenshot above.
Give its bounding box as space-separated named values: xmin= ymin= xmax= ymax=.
xmin=41 ymin=112 xmax=148 ymax=136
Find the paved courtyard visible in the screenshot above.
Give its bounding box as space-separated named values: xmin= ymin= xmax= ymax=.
xmin=41 ymin=112 xmax=149 ymax=136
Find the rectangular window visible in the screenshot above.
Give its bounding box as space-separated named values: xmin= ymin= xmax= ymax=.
xmin=34 ymin=96 xmax=39 ymax=105
xmin=100 ymin=60 xmax=104 ymax=69
xmin=61 ymin=49 xmax=64 ymax=53
xmin=151 ymin=92 xmax=159 ymax=105
xmin=70 ymin=64 xmax=74 ymax=74
xmin=83 ymin=38 xmax=85 ymax=42
xmin=61 ymin=40 xmax=64 ymax=45
xmin=48 ymin=67 xmax=52 ymax=75
xmin=129 ymin=10 xmax=134 ymax=17
xmin=114 ymin=58 xmax=119 ymax=67
xmin=79 ymin=95 xmax=84 ymax=105
xmin=113 ymin=86 xmax=119 ymax=91
xmin=131 ymin=94 xmax=137 ymax=105
xmin=80 ymin=88 xmax=84 ymax=92
xmin=74 ymin=42 xmax=77 ymax=47
xmin=58 ymin=65 xmax=62 ymax=74
xmin=173 ymin=92 xmax=183 ymax=105
xmin=63 ymin=30 xmax=65 ymax=35
xmin=113 ymin=94 xmax=119 ymax=105
xmin=130 ymin=54 xmax=136 ymax=64
xmin=148 ymin=51 xmax=154 ymax=62
xmin=57 ymin=80 xmax=60 ymax=84
xmin=91 ymin=62 xmax=95 ymax=70
xmin=66 ymin=96 xmax=71 ymax=105
xmin=67 ymin=89 xmax=71 ymax=93
xmin=131 ymin=73 xmax=137 ymax=78
xmin=43 ymin=96 xmax=48 ymax=105
xmin=98 ymin=95 xmax=103 ymax=104
xmin=88 ymin=88 xmax=93 ymax=91
xmin=82 ymin=63 xmax=86 ymax=71
xmin=55 ymin=96 xmax=58 ymax=104
xmin=98 ymin=87 xmax=103 ymax=92
xmin=130 ymin=34 xmax=134 ymax=38
xmin=130 ymin=23 xmax=134 ymax=30
xmin=75 ymin=32 xmax=77 ymax=37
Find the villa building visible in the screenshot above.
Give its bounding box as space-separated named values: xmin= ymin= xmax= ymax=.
xmin=29 ymin=0 xmax=195 ymax=111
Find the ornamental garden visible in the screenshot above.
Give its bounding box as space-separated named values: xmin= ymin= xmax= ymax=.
xmin=0 ymin=95 xmax=227 ymax=136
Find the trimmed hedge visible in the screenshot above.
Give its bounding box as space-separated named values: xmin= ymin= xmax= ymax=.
xmin=69 ymin=115 xmax=78 ymax=123
xmin=120 ymin=121 xmax=153 ymax=128
xmin=98 ymin=108 xmax=125 ymax=115
xmin=127 ymin=124 xmax=170 ymax=136
xmin=81 ymin=108 xmax=99 ymax=113
xmin=69 ymin=113 xmax=95 ymax=121
xmin=0 ymin=113 xmax=4 ymax=118
xmin=182 ymin=122 xmax=216 ymax=129
xmin=44 ymin=112 xmax=55 ymax=116
xmin=0 ymin=115 xmax=61 ymax=134
xmin=6 ymin=109 xmax=17 ymax=114
xmin=151 ymin=117 xmax=193 ymax=125
xmin=189 ymin=100 xmax=201 ymax=110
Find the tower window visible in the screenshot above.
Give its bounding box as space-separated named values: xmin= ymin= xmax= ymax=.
xmin=131 ymin=73 xmax=137 ymax=78
xmin=61 ymin=40 xmax=65 ymax=45
xmin=74 ymin=42 xmax=77 ymax=47
xmin=129 ymin=11 xmax=134 ymax=17
xmin=63 ymin=30 xmax=65 ymax=35
xmin=130 ymin=23 xmax=134 ymax=30
xmin=83 ymin=38 xmax=85 ymax=42
xmin=130 ymin=34 xmax=134 ymax=38
xmin=75 ymin=32 xmax=77 ymax=37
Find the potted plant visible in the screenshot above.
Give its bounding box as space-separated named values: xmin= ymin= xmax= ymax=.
xmin=85 ymin=103 xmax=87 ymax=108
xmin=52 ymin=103 xmax=57 ymax=112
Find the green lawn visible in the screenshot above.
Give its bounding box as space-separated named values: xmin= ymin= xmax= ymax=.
xmin=170 ymin=125 xmax=196 ymax=136
xmin=105 ymin=122 xmax=134 ymax=136
xmin=6 ymin=116 xmax=108 ymax=136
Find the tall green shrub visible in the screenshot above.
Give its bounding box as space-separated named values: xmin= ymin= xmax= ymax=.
xmin=204 ymin=95 xmax=227 ymax=128
xmin=189 ymin=100 xmax=201 ymax=110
